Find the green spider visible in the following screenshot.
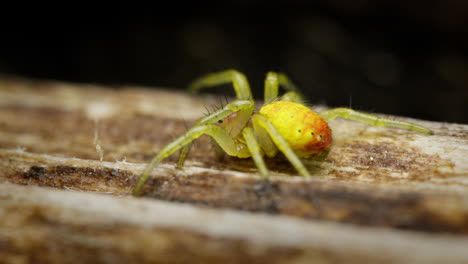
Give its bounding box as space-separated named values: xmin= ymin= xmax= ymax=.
xmin=133 ymin=70 xmax=432 ymax=195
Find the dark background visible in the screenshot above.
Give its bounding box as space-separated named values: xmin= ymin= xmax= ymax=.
xmin=1 ymin=1 xmax=467 ymax=123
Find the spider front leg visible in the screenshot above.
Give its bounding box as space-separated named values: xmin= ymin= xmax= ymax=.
xmin=134 ymin=99 xmax=254 ymax=196
xmin=188 ymin=69 xmax=253 ymax=100
xmin=178 ymin=70 xmax=253 ymax=169
xmin=242 ymin=127 xmax=269 ymax=178
xmin=264 ymin=72 xmax=304 ymax=103
xmin=319 ymin=107 xmax=433 ymax=134
xmin=134 ymin=125 xmax=240 ymax=195
xmin=176 ymin=99 xmax=255 ymax=168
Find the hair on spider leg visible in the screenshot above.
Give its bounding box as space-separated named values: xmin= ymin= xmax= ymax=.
xmin=202 ymin=96 xmax=230 ymax=117
xmin=203 ymin=105 xmax=211 ymax=116
xmin=210 ymin=104 xmax=219 ymax=113
xmin=217 ymin=97 xmax=223 ymax=110
xmin=217 ymin=95 xmax=228 ymax=110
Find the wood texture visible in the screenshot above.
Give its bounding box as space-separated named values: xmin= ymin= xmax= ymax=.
xmin=0 ymin=77 xmax=467 ymax=263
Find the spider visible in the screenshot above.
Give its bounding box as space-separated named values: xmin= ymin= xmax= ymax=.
xmin=133 ymin=70 xmax=432 ymax=195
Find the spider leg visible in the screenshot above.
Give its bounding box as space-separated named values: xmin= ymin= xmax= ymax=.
xmin=134 ymin=99 xmax=255 ymax=195
xmin=264 ymin=72 xmax=304 ymax=103
xmin=134 ymin=124 xmax=248 ymax=196
xmin=251 ymin=118 xmax=277 ymax=158
xmin=280 ymin=91 xmax=304 ymax=103
xmin=176 ymin=143 xmax=192 ymax=169
xmin=319 ymin=107 xmax=433 ymax=134
xmin=176 ymin=99 xmax=255 ymax=168
xmin=188 ymin=69 xmax=252 ymax=100
xmin=252 ymin=114 xmax=311 ymax=178
xmin=242 ymin=127 xmax=269 ymax=178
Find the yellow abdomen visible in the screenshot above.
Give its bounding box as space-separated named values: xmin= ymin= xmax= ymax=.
xmin=259 ymin=101 xmax=332 ymax=157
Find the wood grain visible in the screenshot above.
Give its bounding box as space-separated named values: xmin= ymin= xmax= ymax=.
xmin=0 ymin=77 xmax=467 ymax=263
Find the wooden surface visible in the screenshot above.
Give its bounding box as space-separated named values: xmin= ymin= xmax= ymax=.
xmin=0 ymin=77 xmax=467 ymax=263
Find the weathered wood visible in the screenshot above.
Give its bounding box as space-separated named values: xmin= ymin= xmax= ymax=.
xmin=0 ymin=77 xmax=467 ymax=263
xmin=1 ymin=183 xmax=468 ymax=264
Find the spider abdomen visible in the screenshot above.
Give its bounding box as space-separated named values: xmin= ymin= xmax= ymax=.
xmin=259 ymin=101 xmax=332 ymax=157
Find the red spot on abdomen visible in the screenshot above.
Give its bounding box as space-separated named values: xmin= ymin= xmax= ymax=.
xmin=304 ymin=121 xmax=332 ymax=152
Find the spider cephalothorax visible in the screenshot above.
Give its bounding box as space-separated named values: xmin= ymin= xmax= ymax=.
xmin=133 ymin=70 xmax=432 ymax=195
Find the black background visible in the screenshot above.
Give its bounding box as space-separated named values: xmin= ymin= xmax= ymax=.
xmin=1 ymin=1 xmax=467 ymax=123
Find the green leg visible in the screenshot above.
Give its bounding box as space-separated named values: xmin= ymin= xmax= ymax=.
xmin=176 ymin=99 xmax=255 ymax=168
xmin=135 ymin=99 xmax=255 ymax=196
xmin=243 ymin=127 xmax=269 ymax=178
xmin=264 ymin=72 xmax=304 ymax=103
xmin=253 ymin=114 xmax=311 ymax=178
xmin=176 ymin=142 xmax=192 ymax=169
xmin=252 ymin=118 xmax=278 ymax=158
xmin=134 ymin=124 xmax=246 ymax=196
xmin=280 ymin=91 xmax=304 ymax=103
xmin=188 ymin=69 xmax=252 ymax=100
xmin=319 ymin=107 xmax=433 ymax=135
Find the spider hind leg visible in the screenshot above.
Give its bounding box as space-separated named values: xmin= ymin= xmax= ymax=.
xmin=319 ymin=107 xmax=433 ymax=134
xmin=263 ymin=72 xmax=304 ymax=103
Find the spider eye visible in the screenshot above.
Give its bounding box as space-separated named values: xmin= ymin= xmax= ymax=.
xmin=318 ymin=135 xmax=323 ymax=141
xmin=218 ymin=120 xmax=223 ymax=123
